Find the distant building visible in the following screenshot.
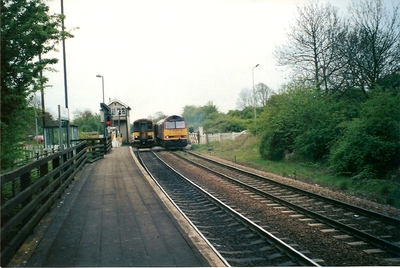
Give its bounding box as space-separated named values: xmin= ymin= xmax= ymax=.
xmin=107 ymin=99 xmax=131 ymax=143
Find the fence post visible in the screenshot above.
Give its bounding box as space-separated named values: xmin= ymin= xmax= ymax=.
xmin=62 ymin=152 xmax=68 ymax=183
xmin=52 ymin=155 xmax=61 ymax=191
xmin=40 ymin=162 xmax=49 ymax=186
xmin=20 ymin=172 xmax=31 ymax=207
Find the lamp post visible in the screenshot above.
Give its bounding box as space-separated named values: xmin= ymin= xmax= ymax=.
xmin=96 ymin=74 xmax=106 ymax=137
xmin=61 ymin=0 xmax=70 ymax=148
xmin=118 ymin=110 xmax=121 ymax=138
xmin=252 ymin=64 xmax=259 ymax=124
xmin=96 ymin=74 xmax=105 ymax=104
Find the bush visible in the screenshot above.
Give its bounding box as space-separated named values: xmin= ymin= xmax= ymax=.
xmin=258 ymin=87 xmax=356 ymax=162
xmin=329 ymin=90 xmax=400 ymax=179
xmin=258 ymin=84 xmax=400 ymax=181
xmin=203 ymin=113 xmax=247 ymax=133
xmin=258 ymin=92 xmax=298 ymax=160
xmin=260 ymin=128 xmax=292 ymax=161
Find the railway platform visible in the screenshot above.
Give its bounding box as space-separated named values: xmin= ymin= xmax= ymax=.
xmin=8 ymin=146 xmax=225 ymax=267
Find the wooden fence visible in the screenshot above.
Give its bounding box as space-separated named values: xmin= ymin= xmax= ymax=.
xmin=0 ymin=137 xmax=111 ymax=266
xmin=72 ymin=137 xmax=112 ymax=162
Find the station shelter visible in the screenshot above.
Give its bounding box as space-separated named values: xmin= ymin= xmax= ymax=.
xmin=43 ymin=124 xmax=79 ymax=149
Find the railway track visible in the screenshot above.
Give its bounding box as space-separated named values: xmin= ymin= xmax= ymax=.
xmin=137 ymin=150 xmax=321 ymax=267
xmin=170 ymin=150 xmax=400 ymax=263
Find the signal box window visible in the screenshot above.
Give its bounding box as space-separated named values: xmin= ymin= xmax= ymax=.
xmin=112 ymin=108 xmax=126 ymax=115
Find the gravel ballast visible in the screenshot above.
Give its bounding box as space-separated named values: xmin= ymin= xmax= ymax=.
xmin=158 ymin=151 xmax=400 ymax=266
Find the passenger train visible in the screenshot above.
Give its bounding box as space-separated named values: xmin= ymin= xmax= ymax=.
xmin=132 ymin=118 xmax=154 ymax=148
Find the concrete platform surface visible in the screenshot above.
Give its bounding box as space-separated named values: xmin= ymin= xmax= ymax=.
xmin=8 ymin=146 xmax=226 ymax=267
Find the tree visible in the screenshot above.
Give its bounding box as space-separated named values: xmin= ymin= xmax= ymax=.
xmin=255 ymin=83 xmax=272 ymax=106
xmin=202 ymin=101 xmax=219 ymax=116
xmin=147 ymin=111 xmax=167 ymax=123
xmin=72 ymin=110 xmax=102 ymax=134
xmin=182 ymin=101 xmax=218 ymax=130
xmin=236 ymin=88 xmax=253 ymax=110
xmin=182 ymin=105 xmax=206 ymax=130
xmin=203 ymin=113 xmax=246 ymax=133
xmin=342 ymin=0 xmax=400 ymax=96
xmin=274 ymin=1 xmax=346 ymax=92
xmin=25 ymin=93 xmax=57 ymax=136
xmin=1 ymin=0 xmax=72 ymax=170
xmin=237 ymin=84 xmax=272 ymax=110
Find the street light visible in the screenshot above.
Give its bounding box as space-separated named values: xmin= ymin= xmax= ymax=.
xmin=252 ymin=64 xmax=259 ymax=123
xmin=61 ymin=0 xmax=70 ymax=148
xmin=96 ymin=74 xmax=105 ymax=104
xmin=118 ymin=110 xmax=121 ymax=138
xmin=97 ymin=74 xmax=107 ymax=137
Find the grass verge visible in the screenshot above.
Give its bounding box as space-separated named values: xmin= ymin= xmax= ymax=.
xmin=190 ymin=135 xmax=400 ymax=208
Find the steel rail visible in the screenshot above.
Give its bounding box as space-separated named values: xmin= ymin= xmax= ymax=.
xmin=184 ymin=151 xmax=400 ymax=226
xmin=143 ymin=150 xmax=320 ymax=267
xmin=176 ymin=151 xmax=400 ymax=257
xmin=136 ymin=151 xmax=230 ymax=267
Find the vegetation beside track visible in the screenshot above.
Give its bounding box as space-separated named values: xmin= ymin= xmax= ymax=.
xmin=190 ymin=135 xmax=400 ymax=208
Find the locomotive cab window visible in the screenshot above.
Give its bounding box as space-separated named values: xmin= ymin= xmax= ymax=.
xmin=165 ymin=121 xmax=175 ymax=129
xmin=176 ymin=121 xmax=186 ymax=129
xmin=165 ymin=121 xmax=186 ymax=129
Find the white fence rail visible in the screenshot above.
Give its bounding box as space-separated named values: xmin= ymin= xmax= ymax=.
xmin=189 ymin=130 xmax=247 ymax=145
xmin=14 ymin=144 xmax=67 ymax=168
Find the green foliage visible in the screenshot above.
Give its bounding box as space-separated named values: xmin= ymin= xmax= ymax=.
xmin=258 ymin=79 xmax=400 ymax=182
xmin=258 ymin=88 xmax=309 ymax=160
xmin=191 ymin=135 xmax=400 ymax=208
xmin=228 ymin=107 xmax=254 ymax=119
xmin=1 ymin=0 xmax=71 ymax=171
xmin=0 ymin=117 xmax=27 ymax=170
xmin=71 ymin=110 xmax=103 ymax=134
xmin=202 ymin=113 xmax=247 ymax=133
xmin=183 ymin=102 xmax=249 ymax=134
xmin=182 ymin=105 xmax=207 ymax=130
xmin=261 ymin=87 xmax=361 ymax=161
xmin=329 ymin=90 xmax=400 ymax=179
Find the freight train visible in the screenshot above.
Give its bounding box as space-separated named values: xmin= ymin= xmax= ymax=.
xmin=155 ymin=115 xmax=188 ymax=149
xmin=131 ymin=115 xmax=188 ymax=150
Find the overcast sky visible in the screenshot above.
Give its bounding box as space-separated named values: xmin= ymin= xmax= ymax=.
xmin=42 ymin=0 xmax=354 ymax=121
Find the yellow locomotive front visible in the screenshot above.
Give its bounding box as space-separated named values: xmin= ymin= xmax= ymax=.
xmin=156 ymin=115 xmax=188 ymax=149
xmin=132 ymin=119 xmax=154 ymax=147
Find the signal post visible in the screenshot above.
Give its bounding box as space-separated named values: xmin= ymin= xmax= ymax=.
xmin=100 ymin=103 xmax=111 ymax=138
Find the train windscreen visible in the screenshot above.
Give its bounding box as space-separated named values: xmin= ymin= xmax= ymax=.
xmin=133 ymin=123 xmax=139 ymax=132
xmin=139 ymin=122 xmax=148 ymax=139
xmin=175 ymin=121 xmax=186 ymax=128
xmin=165 ymin=121 xmax=175 ymax=129
xmin=165 ymin=121 xmax=186 ymax=129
